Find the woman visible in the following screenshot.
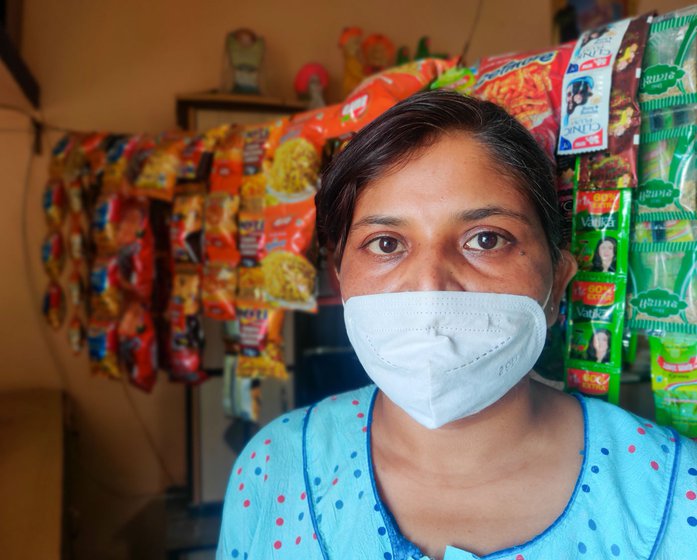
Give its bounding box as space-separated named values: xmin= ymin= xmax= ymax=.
xmin=217 ymin=91 xmax=697 ymax=560
xmin=587 ymin=328 xmax=611 ymax=364
xmin=591 ymin=237 xmax=617 ymax=273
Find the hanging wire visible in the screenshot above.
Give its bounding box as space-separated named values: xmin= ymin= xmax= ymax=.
xmin=460 ymin=0 xmax=485 ymax=66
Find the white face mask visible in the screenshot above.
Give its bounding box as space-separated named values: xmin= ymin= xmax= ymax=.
xmin=343 ymin=291 xmax=549 ymax=429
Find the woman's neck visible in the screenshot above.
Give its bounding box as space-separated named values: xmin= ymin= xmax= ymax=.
xmin=371 ymin=377 xmax=555 ymax=481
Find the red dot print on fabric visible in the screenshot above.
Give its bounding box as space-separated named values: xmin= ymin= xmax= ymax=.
xmin=238 ymin=483 xmax=244 ymax=491
xmin=300 ymin=492 xmax=307 ymax=500
xmin=277 ymin=494 xmax=286 ymax=503
xmin=352 ymin=400 xmax=359 ymax=405
xmin=237 ymin=467 xmax=242 ymax=475
xmin=651 ymin=461 xmax=659 ymax=471
xmin=296 ymin=536 xmax=302 ymax=545
xmin=516 ymin=555 xmax=525 ymax=560
xmin=313 ymin=533 xmax=317 ymax=540
xmin=276 ymin=517 xmax=284 ymax=526
xmin=686 ymin=491 xmax=696 ymax=500
xmin=266 ymin=455 xmax=270 ymax=462
xmin=628 ymin=445 xmax=636 ymax=453
xmin=362 ymin=426 xmax=367 ymax=432
xmin=332 ymin=478 xmax=338 ymax=486
xmin=357 ymin=412 xmax=365 ymax=419
xmin=251 ymin=452 xmax=256 ymax=459
xmin=637 ymin=427 xmax=646 ymax=435
xmin=243 ymin=499 xmax=251 ymax=508
xmin=264 ymin=474 xmax=268 ymax=482
xmin=264 ymin=439 xmax=272 ymax=445
xmin=645 ymin=423 xmax=654 ymax=428
xmin=273 ymin=540 xmax=282 ymax=550
xmin=331 ymin=396 xmax=337 ymax=401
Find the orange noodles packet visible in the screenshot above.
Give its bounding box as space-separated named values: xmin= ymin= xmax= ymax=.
xmin=209 ymin=125 xmax=244 ymax=194
xmin=102 ymin=136 xmax=142 ymax=194
xmin=178 ymin=125 xmax=227 ymax=182
xmin=325 ymin=58 xmax=455 ymax=140
xmin=202 ymin=262 xmax=237 ymax=320
xmin=133 ymin=133 xmax=186 ymax=201
xmin=204 ymin=191 xmax=240 ymax=265
xmin=236 ymin=303 xmax=287 ymax=380
xmin=472 ymin=43 xmax=575 ymax=160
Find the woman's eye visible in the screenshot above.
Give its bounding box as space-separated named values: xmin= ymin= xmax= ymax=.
xmin=465 ymin=231 xmax=508 ymax=251
xmin=365 ymin=236 xmax=403 ymax=255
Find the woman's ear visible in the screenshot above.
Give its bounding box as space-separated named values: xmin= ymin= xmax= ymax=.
xmin=547 ymin=249 xmax=577 ymax=325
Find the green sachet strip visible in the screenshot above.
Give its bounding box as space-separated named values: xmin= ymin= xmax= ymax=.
xmin=649 ymin=333 xmax=697 ymax=436
xmin=565 ymin=360 xmax=622 ymax=404
xmin=636 ymin=125 xmax=697 ymax=220
xmin=628 ymin=241 xmax=697 ymax=334
xmin=572 ymin=189 xmax=631 ymax=275
xmin=640 ymin=14 xmax=697 ymax=111
xmin=567 ymin=273 xmax=627 ymax=369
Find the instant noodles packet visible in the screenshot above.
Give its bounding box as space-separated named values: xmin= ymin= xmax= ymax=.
xmin=571 ymin=189 xmax=631 ymax=275
xmin=236 ymin=304 xmax=287 ymax=380
xmin=133 ymin=134 xmax=184 ymax=201
xmin=209 ymin=126 xmax=244 ymax=194
xmin=649 ymin=333 xmax=697 ymax=437
xmin=204 ymin=191 xmax=240 ymax=265
xmin=475 ymin=43 xmax=574 ymax=159
xmin=202 ymin=263 xmax=237 ymax=320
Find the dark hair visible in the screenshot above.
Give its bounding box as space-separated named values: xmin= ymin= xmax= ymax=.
xmin=315 ymin=89 xmax=562 ymax=268
xmin=591 ymin=236 xmax=617 ymax=273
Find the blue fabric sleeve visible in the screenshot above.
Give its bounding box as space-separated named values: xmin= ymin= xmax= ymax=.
xmin=652 ymin=435 xmax=697 ymax=559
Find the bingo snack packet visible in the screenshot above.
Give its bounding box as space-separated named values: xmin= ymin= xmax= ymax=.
xmin=236 ymin=304 xmax=287 ymax=380
xmin=649 ymin=333 xmax=697 ymax=437
xmin=171 ymin=187 xmax=205 ymax=265
xmin=203 ymin=191 xmax=240 ymax=265
xmin=628 ymin=240 xmax=697 ymax=334
xmin=178 ymin=126 xmax=227 ymax=183
xmin=202 ymin=263 xmax=237 ymax=320
xmin=87 ymin=318 xmax=120 ymax=379
xmin=102 ymin=136 xmax=141 ymax=194
xmin=209 ymin=126 xmax=244 ymax=194
xmin=133 ymin=134 xmax=184 ymax=201
xmin=474 ymin=43 xmax=574 ymax=159
xmin=565 ymin=274 xmax=627 ymax=402
xmin=118 ymin=301 xmax=158 ymax=392
xmin=640 ymin=13 xmax=697 ymax=111
xmin=571 ymin=189 xmax=631 ymax=275
xmin=577 ymin=14 xmax=652 ymax=190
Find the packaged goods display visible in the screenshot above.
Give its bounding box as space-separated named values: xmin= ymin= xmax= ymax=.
xmin=38 ymin=8 xmax=697 ymax=439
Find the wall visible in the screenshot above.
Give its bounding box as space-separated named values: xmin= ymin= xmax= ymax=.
xmin=0 ymin=0 xmax=692 ymax=558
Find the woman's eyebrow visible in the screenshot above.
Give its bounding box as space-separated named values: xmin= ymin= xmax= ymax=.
xmin=454 ymin=206 xmax=532 ymax=225
xmin=350 ymin=215 xmax=406 ymax=230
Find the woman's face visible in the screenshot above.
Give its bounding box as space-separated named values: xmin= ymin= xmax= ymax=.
xmin=592 ymin=331 xmax=609 ymax=359
xmin=598 ymin=240 xmax=615 ymax=263
xmin=337 ymin=133 xmax=575 ymax=326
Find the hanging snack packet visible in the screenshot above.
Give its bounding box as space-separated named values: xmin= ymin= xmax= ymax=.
xmin=202 ymin=263 xmax=237 ymax=320
xmin=42 ymin=281 xmax=66 ymax=330
xmin=68 ymin=218 xmax=87 ymax=264
xmin=115 ymin=198 xmax=154 ymax=301
xmin=168 ymin=267 xmax=206 ymax=384
xmin=67 ymin=314 xmax=86 ymax=355
xmin=171 ymin=188 xmax=205 ymax=264
xmin=66 ymin=177 xmax=85 ymax=216
xmin=635 ymin=125 xmax=696 ymax=219
xmin=91 ymin=192 xmax=123 ymax=255
xmin=177 ymin=129 xmax=220 ymax=183
xmin=118 ymin=301 xmax=158 ymax=392
xmin=632 ymin=218 xmax=697 ymax=243
xmin=577 ymin=14 xmax=651 ymax=190
xmin=209 ymin=126 xmax=243 ymax=194
xmin=43 ymin=180 xmax=67 ymax=230
xmin=133 ymin=134 xmax=184 ymax=201
xmin=430 ymin=64 xmax=477 ymax=95
xmin=87 ymin=318 xmax=120 ymax=379
xmin=639 ymin=13 xmax=697 ymax=111
xmin=566 ymin=362 xmax=622 ymax=403
xmin=41 ymin=231 xmax=65 ymax=279
xmin=48 ymin=135 xmax=76 ymax=180
xmin=649 ymin=333 xmax=697 ymax=436
xmin=102 ymin=136 xmax=140 ymax=194
xmin=628 ymin=241 xmax=697 ymax=334
xmin=559 ymin=19 xmax=631 ymax=155
xmin=90 ymin=256 xmax=122 ymax=319
xmin=326 ymin=58 xmax=454 ymax=140
xmin=203 ymin=191 xmax=240 ymax=264
xmin=236 ymin=304 xmax=287 ymax=379
xmin=68 ymin=269 xmax=86 ymax=307
xmin=262 ymin=198 xmax=317 ymax=311
xmin=475 ymin=43 xmax=574 ymax=159
xmin=571 ymin=189 xmax=631 ymax=275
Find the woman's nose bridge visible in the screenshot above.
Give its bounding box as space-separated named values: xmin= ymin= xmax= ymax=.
xmin=409 ymin=245 xmax=461 ymax=290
